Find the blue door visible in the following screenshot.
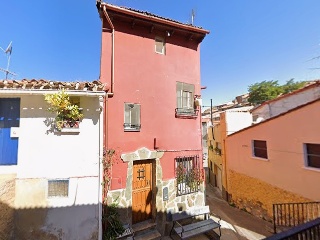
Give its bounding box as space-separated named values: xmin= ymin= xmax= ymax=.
xmin=0 ymin=98 xmax=20 ymax=165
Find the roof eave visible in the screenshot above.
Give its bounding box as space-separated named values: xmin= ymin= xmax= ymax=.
xmin=101 ymin=3 xmax=210 ymax=35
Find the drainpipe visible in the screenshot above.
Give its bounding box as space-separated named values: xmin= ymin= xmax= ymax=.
xmin=102 ymin=5 xmax=115 ymax=97
xmin=98 ymin=95 xmax=105 ymax=240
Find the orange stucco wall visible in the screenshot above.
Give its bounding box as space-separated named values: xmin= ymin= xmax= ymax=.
xmin=226 ymin=100 xmax=320 ymax=208
xmin=100 ymin=20 xmax=203 ymax=189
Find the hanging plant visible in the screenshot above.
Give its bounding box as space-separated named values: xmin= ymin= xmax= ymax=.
xmin=45 ymin=90 xmax=83 ymax=130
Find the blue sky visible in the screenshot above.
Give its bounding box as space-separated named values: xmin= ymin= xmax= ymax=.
xmin=1 ymin=1 xmax=320 ymax=107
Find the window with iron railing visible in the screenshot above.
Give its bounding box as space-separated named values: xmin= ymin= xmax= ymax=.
xmin=175 ymin=155 xmax=202 ymax=196
xmin=176 ymin=82 xmax=198 ymax=117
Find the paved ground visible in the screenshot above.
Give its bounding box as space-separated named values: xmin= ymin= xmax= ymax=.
xmin=164 ymin=184 xmax=274 ymax=240
xmin=206 ymin=183 xmax=274 ymax=240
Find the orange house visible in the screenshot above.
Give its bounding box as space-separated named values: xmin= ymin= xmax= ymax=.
xmin=225 ymin=98 xmax=320 ymax=220
xmin=96 ymin=2 xmax=209 ymax=235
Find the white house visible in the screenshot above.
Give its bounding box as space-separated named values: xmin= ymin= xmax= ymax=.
xmin=0 ymin=79 xmax=106 ymax=240
xmin=251 ymin=80 xmax=320 ymax=122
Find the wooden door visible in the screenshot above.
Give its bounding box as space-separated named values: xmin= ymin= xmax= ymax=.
xmin=132 ymin=160 xmax=152 ymax=224
xmin=217 ymin=167 xmax=222 ymax=191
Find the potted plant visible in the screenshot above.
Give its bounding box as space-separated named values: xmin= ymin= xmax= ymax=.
xmin=45 ymin=90 xmax=83 ymax=130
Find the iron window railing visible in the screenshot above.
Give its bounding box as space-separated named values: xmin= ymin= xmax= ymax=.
xmin=123 ymin=123 xmax=141 ymax=131
xmin=175 ymin=108 xmax=199 ymax=118
xmin=175 ymin=155 xmax=201 ymax=196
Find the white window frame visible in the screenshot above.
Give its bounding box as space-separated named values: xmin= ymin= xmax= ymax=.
xmin=124 ymin=103 xmax=141 ymax=132
xmin=155 ymin=37 xmax=165 ymax=55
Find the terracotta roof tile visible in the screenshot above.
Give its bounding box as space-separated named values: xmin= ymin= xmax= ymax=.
xmin=120 ymin=5 xmax=204 ymax=30
xmin=101 ymin=3 xmax=209 ymax=34
xmin=0 ymin=79 xmax=107 ymax=92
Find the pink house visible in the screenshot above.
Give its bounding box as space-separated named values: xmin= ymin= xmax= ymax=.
xmin=96 ymin=2 xmax=209 ymax=235
xmin=225 ymin=90 xmax=320 ymax=220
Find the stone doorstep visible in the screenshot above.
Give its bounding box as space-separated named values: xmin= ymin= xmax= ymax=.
xmin=132 ymin=220 xmax=157 ymax=234
xmin=134 ymin=229 xmax=161 ymax=240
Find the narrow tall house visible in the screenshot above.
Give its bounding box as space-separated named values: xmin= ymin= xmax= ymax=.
xmin=97 ymin=2 xmax=209 ymax=234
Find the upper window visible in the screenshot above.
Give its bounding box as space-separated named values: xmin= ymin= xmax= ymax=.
xmin=252 ymin=140 xmax=268 ymax=159
xmin=155 ymin=37 xmax=165 ymax=54
xmin=176 ymin=82 xmax=197 ymax=117
xmin=124 ymin=103 xmax=141 ymax=131
xmin=305 ymin=143 xmax=320 ymax=169
xmin=175 ymin=155 xmax=201 ymax=196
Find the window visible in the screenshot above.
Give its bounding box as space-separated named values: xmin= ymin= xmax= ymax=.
xmin=252 ymin=140 xmax=268 ymax=159
xmin=305 ymin=143 xmax=320 ymax=169
xmin=48 ymin=179 xmax=69 ymax=198
xmin=124 ymin=103 xmax=141 ymax=131
xmin=175 ymin=155 xmax=201 ymax=196
xmin=215 ymin=142 xmax=222 ymax=156
xmin=176 ymin=82 xmax=196 ymax=116
xmin=155 ymin=37 xmax=165 ymax=54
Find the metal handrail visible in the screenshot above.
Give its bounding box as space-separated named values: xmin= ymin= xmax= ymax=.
xmin=264 ymin=217 xmax=320 ymax=240
xmin=273 ymin=201 xmax=320 ymax=233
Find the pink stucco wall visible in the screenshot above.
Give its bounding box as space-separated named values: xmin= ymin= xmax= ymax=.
xmin=100 ymin=20 xmax=203 ymax=189
xmin=226 ymin=100 xmax=320 ymax=200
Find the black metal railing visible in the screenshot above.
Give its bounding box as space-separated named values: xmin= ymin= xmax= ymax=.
xmin=175 ymin=108 xmax=199 ymax=118
xmin=175 ymin=155 xmax=201 ymax=196
xmin=123 ymin=123 xmax=141 ymax=131
xmin=264 ymin=217 xmax=320 ymax=240
xmin=273 ymin=202 xmax=320 ymax=233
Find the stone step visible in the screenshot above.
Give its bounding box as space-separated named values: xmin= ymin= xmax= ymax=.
xmin=132 ymin=220 xmax=157 ymax=235
xmin=134 ymin=229 xmax=161 ymax=240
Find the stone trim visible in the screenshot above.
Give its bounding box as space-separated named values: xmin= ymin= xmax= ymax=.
xmin=121 ymin=147 xmax=164 ymax=162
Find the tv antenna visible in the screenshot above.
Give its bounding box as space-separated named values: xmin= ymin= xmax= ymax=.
xmin=191 ymin=9 xmax=196 ymax=25
xmin=0 ymin=41 xmax=16 ymax=79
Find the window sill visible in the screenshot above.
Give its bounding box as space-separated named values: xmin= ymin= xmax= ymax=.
xmin=124 ymin=128 xmax=140 ymax=132
xmin=303 ymin=166 xmax=320 ymax=173
xmin=251 ymin=156 xmax=269 ymax=161
xmin=59 ymin=128 xmax=80 ymax=133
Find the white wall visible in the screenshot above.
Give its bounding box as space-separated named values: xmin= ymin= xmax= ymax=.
xmin=252 ymin=85 xmax=320 ymax=120
xmin=0 ymin=93 xmax=103 ymax=240
xmin=225 ymin=107 xmax=253 ymax=135
xmin=17 ymin=95 xmax=101 ymax=179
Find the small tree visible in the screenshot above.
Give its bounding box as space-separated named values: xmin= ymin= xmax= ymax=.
xmin=248 ymin=80 xmax=281 ymax=105
xmin=248 ymin=79 xmax=307 ymax=105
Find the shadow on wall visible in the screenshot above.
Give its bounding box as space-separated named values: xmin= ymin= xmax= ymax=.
xmin=0 ymin=200 xmax=99 ymax=240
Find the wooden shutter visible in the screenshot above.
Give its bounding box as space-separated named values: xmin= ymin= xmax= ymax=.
xmin=176 ymin=82 xmax=183 ymax=108
xmin=131 ymin=104 xmax=140 ymax=127
xmin=124 ymin=103 xmax=131 ymax=125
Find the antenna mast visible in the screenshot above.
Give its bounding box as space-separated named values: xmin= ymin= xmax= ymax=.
xmin=0 ymin=41 xmax=16 ymax=79
xmin=191 ymin=9 xmax=195 ymax=25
